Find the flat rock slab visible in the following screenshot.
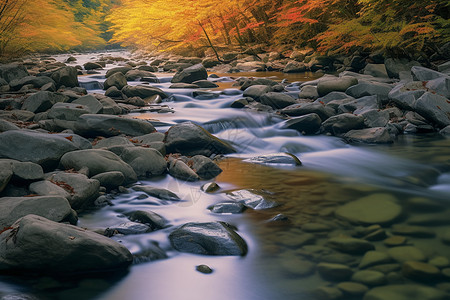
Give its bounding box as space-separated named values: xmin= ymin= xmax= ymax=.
xmin=0 ymin=215 xmax=132 ymax=274
xmin=169 ymin=221 xmax=247 ymax=256
xmin=335 ymin=193 xmax=402 ymax=225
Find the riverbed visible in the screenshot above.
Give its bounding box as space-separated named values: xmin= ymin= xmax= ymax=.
xmin=1 ymin=51 xmax=449 ymax=300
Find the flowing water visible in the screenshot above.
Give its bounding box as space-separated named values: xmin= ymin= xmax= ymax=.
xmin=1 ymin=51 xmax=449 ymax=300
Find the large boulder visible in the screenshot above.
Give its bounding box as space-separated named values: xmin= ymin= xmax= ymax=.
xmin=321 ymin=113 xmax=365 ymax=135
xmin=282 ymin=113 xmax=322 ymax=135
xmin=385 ymin=58 xmax=420 ymax=78
xmin=125 ymin=70 xmax=156 ymax=81
xmin=190 ymin=155 xmax=222 ymax=179
xmin=47 ymin=102 xmax=90 ymax=121
xmin=72 ymin=95 xmax=103 ymax=114
xmin=411 ymin=66 xmax=447 ymax=81
xmin=242 ymin=85 xmax=271 ymax=100
xmin=0 ymin=130 xmax=78 ymax=169
xmin=165 ymin=122 xmax=235 ymax=156
xmin=344 ymin=127 xmax=394 ymax=144
xmin=0 ymin=63 xmax=29 ymax=83
xmin=345 ymin=82 xmax=393 ymax=103
xmin=22 ymin=91 xmax=68 ymax=113
xmin=259 ymin=92 xmax=297 ymax=109
xmin=121 ymin=85 xmax=168 ymax=99
xmin=388 ymin=81 xmax=427 ymax=110
xmin=414 ymin=92 xmax=450 ymax=128
xmin=283 ymin=61 xmax=307 ymax=73
xmin=281 ymin=103 xmax=335 ymax=121
xmin=74 ymin=114 xmax=155 ymax=137
xmin=60 ymin=149 xmax=137 ymax=184
xmin=116 ymin=147 xmax=167 ymax=177
xmin=105 ymin=66 xmax=132 ymax=78
xmin=83 ymin=62 xmax=103 ymax=70
xmin=51 ymin=66 xmax=79 ymax=88
xmin=171 ymin=64 xmax=207 ymax=83
xmin=317 ymin=76 xmax=358 ymax=96
xmin=103 ymin=72 xmax=127 ymax=90
xmin=9 ymin=76 xmax=55 ymax=91
xmin=168 ymin=159 xmax=200 ymax=181
xmin=169 ymin=222 xmax=248 ymax=256
xmin=0 ymin=159 xmax=44 ymax=181
xmin=0 ymin=215 xmax=133 ymax=274
xmin=0 ymin=196 xmax=76 ymax=227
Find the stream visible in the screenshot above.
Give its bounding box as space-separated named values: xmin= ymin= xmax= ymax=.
xmin=1 ymin=51 xmax=449 ymax=300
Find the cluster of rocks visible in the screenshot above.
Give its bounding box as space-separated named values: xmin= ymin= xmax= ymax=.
xmin=0 ymin=57 xmax=247 ymax=275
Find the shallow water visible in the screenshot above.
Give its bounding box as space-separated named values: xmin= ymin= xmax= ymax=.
xmin=1 ymin=51 xmax=449 ymax=300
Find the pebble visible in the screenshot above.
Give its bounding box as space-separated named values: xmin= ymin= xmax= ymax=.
xmin=383 ymin=236 xmax=407 ymax=247
xmin=351 ymin=270 xmax=386 ymax=286
xmin=317 ymin=262 xmax=353 ymax=281
xmin=336 ymin=281 xmax=369 ymax=296
xmin=369 ymin=264 xmax=401 ymax=274
xmin=402 ymin=261 xmax=440 ymax=281
xmin=391 ymin=224 xmax=436 ymax=238
xmin=313 ymin=286 xmax=343 ymax=300
xmin=196 ymin=264 xmax=213 ymax=274
xmin=325 ymin=237 xmax=375 ymax=254
xmin=359 ymin=251 xmax=392 ymax=269
xmin=301 ymin=222 xmax=332 ymax=232
xmin=281 ymin=258 xmax=316 ymax=277
xmin=387 ymin=246 xmax=426 ymax=263
xmin=429 ymin=256 xmax=449 ymax=268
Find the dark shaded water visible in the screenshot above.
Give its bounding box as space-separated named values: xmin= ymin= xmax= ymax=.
xmin=1 ymin=51 xmax=449 ymax=300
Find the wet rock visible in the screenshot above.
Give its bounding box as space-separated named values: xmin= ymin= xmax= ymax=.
xmin=346 ymin=82 xmax=392 ymax=102
xmin=363 ymin=284 xmax=447 ymax=300
xmin=385 ymin=58 xmax=421 ymax=78
xmin=384 ymin=237 xmax=406 ymax=249
xmin=230 ymin=98 xmax=249 ymax=108
xmin=171 ymin=64 xmax=207 ymax=83
xmin=402 ymin=261 xmax=440 ymax=281
xmin=72 ymin=95 xmax=103 ymax=114
xmin=131 ymin=241 xmax=167 ymax=264
xmin=165 ymin=122 xmax=235 ymax=156
xmin=387 ymin=246 xmax=426 ymax=263
xmin=298 ymin=85 xmax=319 ymax=99
xmin=242 ymin=85 xmax=271 ymax=100
xmin=60 ymin=149 xmax=137 ymax=184
xmin=132 ymin=186 xmax=180 ymax=201
xmin=46 ymin=172 xmax=100 ymax=210
xmin=281 ymin=257 xmax=316 ymax=276
xmin=105 ymin=66 xmax=132 ymax=78
xmin=313 ymin=286 xmax=343 ymax=300
xmin=317 ymin=76 xmax=358 ymax=96
xmin=51 ymin=66 xmax=79 ymax=88
xmin=0 ymin=63 xmax=29 ymax=83
xmin=29 ymin=180 xmax=72 ymax=200
xmin=326 ymin=237 xmax=374 ymax=254
xmin=364 ymin=64 xmax=389 ymax=78
xmin=388 ymin=81 xmax=426 ymax=110
xmin=22 ymin=91 xmax=68 ymax=113
xmin=359 ymin=251 xmax=393 ymax=269
xmin=192 ymin=80 xmax=218 ymax=88
xmin=240 ymin=78 xmax=279 ymax=90
xmin=0 ymin=215 xmax=132 ymax=273
xmin=74 ymin=114 xmax=155 ymax=137
xmin=9 ymin=76 xmax=55 ymax=91
xmin=361 ymin=109 xmax=390 ymax=128
xmin=411 ymin=66 xmax=447 ymax=81
xmin=196 ymin=264 xmax=213 ymax=274
xmin=209 ymin=202 xmax=246 ymax=214
xmin=125 ymin=210 xmax=169 ymax=229
xmin=344 ymin=127 xmax=394 ymax=144
xmin=321 ymin=113 xmax=364 ymax=135
xmin=244 ymin=153 xmax=302 ymax=166
xmin=280 ymin=233 xmax=315 ymax=247
xmin=429 ymin=256 xmax=450 ymax=268
xmin=169 ymin=221 xmax=248 ymax=256
xmin=105 ymin=222 xmax=152 ymax=236
xmin=125 ymin=70 xmax=155 ymax=81
xmin=91 ymin=171 xmax=125 ymax=190
xmin=235 ymin=61 xmax=266 ymax=72
xmin=337 ymin=282 xmax=369 ymax=297
xmin=117 ymin=147 xmax=167 ymax=177
xmin=282 ymin=113 xmax=322 ymax=135
xmin=121 ymin=85 xmax=168 ymax=99
xmin=391 ymin=224 xmax=435 ymax=238
xmin=302 ymin=223 xmax=332 ymax=233
xmin=317 ymin=262 xmax=353 ymax=281
xmin=0 ymin=130 xmax=78 ymax=169
xmin=281 ymin=102 xmax=335 ymax=121
xmin=407 ymin=213 xmax=450 ymax=226
xmin=170 ymin=83 xmax=199 ymax=89
xmin=0 ymin=119 xmax=20 ymax=132
xmin=189 ymin=155 xmax=222 ymax=179
xmin=227 ymin=189 xmax=278 ymax=210
xmin=0 ymin=196 xmax=76 ymax=227
xmin=335 ymin=193 xmax=402 ymax=225
xmin=369 ymin=263 xmax=401 ymax=274
xmin=103 ymin=72 xmax=127 ymax=91
xmin=321 ymin=253 xmax=358 ymax=265
xmin=352 ymin=270 xmax=386 ymax=286
xmin=283 ymin=61 xmax=307 ymax=73
xmin=168 ymin=159 xmax=199 ymax=181
xmin=201 ymin=182 xmax=220 ymax=193
xmin=260 ymin=92 xmax=297 ymax=109
xmin=47 ymin=102 xmax=90 ymax=121
xmin=414 ymin=92 xmax=450 ymax=128
xmin=93 ymin=136 xmax=134 ymax=149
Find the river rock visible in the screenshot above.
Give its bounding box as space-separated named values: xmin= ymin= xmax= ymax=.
xmin=0 ymin=130 xmax=78 ymax=169
xmin=361 ymin=109 xmax=390 ymax=128
xmin=283 ymin=61 xmax=307 ymax=73
xmin=352 ymin=270 xmax=386 ymax=286
xmin=105 ymin=66 xmax=132 ymax=78
xmin=47 ymin=102 xmax=90 ymax=121
xmin=402 ymin=261 xmax=440 ymax=281
xmin=387 ymin=246 xmax=426 ymax=263
xmin=388 ymin=81 xmax=426 ymax=110
xmin=105 ymin=222 xmax=152 ymax=236
xmin=171 ymin=64 xmax=207 ymax=83
xmin=102 ymin=72 xmax=127 ymax=91
xmin=29 ymin=180 xmax=72 ymax=200
xmin=208 ymin=202 xmax=246 ymax=214
xmin=99 ymin=97 xmax=122 ymax=114
xmin=125 ymin=210 xmax=168 ymax=229
xmin=302 ymin=223 xmax=331 ymax=233
xmin=317 ymin=76 xmax=358 ymax=96
xmin=242 ymin=85 xmax=271 ymax=100
xmin=346 ymin=82 xmax=392 ymax=103
xmin=364 ymin=64 xmax=389 ymax=78
xmin=0 ymin=159 xmax=43 ymax=181
xmin=414 ymin=92 xmax=450 ymax=128
xmin=72 ymin=95 xmax=103 ymax=114
xmin=116 ymin=147 xmax=166 ymax=177
xmin=121 ymin=85 xmax=168 ymax=99
xmin=125 ymin=70 xmax=155 ymax=81
xmin=313 ymin=286 xmax=343 ymax=300
xmin=0 ymin=196 xmax=76 ymax=227
xmin=260 ymin=92 xmax=297 ymax=109
xmin=426 ymin=76 xmax=450 ymax=98
xmin=344 ymin=127 xmax=394 ymax=144
xmin=132 ymin=186 xmax=180 ymax=201
xmin=281 ymin=102 xmax=335 ymax=121
xmin=0 ymin=63 xmax=29 ymax=83
xmin=91 ymin=171 xmax=124 ymax=190
xmin=74 ymin=114 xmax=155 ymax=137
xmin=9 ymin=76 xmax=55 ymax=91
xmin=60 ymin=149 xmax=137 ymax=184
xmin=244 ymin=153 xmax=302 ymax=166
xmin=359 ymin=251 xmax=393 ymax=269
xmin=0 ymin=215 xmax=132 ymax=273
xmin=226 ymin=189 xmax=278 ymax=210
xmin=169 ymin=221 xmax=248 ymax=256
xmin=321 ymin=113 xmax=364 ymax=135
xmin=298 ymin=85 xmax=319 ymax=99
xmin=192 ymin=80 xmax=218 ymax=88
xmin=364 ymin=284 xmax=447 ymax=300
xmin=385 ymin=58 xmax=421 ymax=78
xmin=391 ymin=224 xmax=435 ymax=238
xmin=326 ymin=237 xmax=374 ymax=254
xmin=282 ymin=113 xmax=322 ymax=135
xmin=235 ymin=61 xmax=266 ymax=72
xmin=190 ymin=155 xmax=222 ymax=179
xmin=337 ymin=282 xmax=369 ymax=296
xmin=317 ymin=262 xmax=353 ymax=281
xmin=407 ymin=212 xmax=450 ymax=226
xmin=165 ymin=122 xmax=235 ymax=156
xmin=0 ymin=119 xmax=20 ymax=132
xmin=335 ymin=193 xmax=401 ymax=225
xmin=411 ymin=66 xmax=447 ymax=81
xmin=168 ymin=159 xmax=199 ymax=181
xmin=170 ymin=83 xmax=199 ymax=89
xmin=93 ymin=137 xmax=134 ymax=149
xmin=83 ymin=62 xmax=102 ymax=70
xmin=51 ymin=66 xmax=79 ymax=88
xmin=240 ymin=78 xmax=279 ymax=90
xmin=22 ymin=91 xmax=68 ymax=113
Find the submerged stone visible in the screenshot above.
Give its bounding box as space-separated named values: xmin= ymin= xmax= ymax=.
xmin=244 ymin=153 xmax=302 ymax=166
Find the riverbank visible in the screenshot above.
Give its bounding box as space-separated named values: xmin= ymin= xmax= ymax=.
xmin=0 ymin=51 xmax=450 ymax=300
